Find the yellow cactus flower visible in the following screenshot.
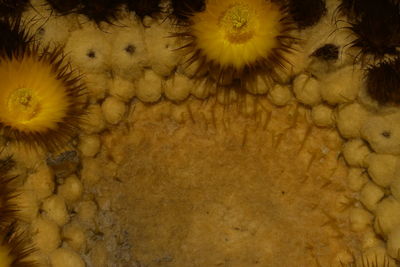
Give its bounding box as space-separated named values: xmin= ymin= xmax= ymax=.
xmin=0 ymin=48 xmax=86 ymax=151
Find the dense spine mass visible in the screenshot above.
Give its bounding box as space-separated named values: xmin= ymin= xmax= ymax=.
xmin=45 ymin=0 xmax=162 ymax=24
xmin=170 ymin=0 xmax=205 ymax=22
xmin=0 ymin=157 xmax=17 ymax=228
xmin=339 ymin=0 xmax=400 ymax=61
xmin=335 ymin=0 xmax=400 ymax=105
xmin=124 ymin=0 xmax=162 ymax=19
xmin=287 ymin=0 xmax=327 ymax=28
xmin=0 ymin=0 xmax=29 ymax=18
xmin=366 ymin=58 xmax=400 ymax=105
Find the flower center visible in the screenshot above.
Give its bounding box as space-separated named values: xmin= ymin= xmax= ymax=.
xmin=8 ymin=88 xmax=40 ymax=122
xmin=220 ymin=3 xmax=254 ymax=44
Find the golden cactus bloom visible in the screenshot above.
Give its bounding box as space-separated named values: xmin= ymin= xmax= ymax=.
xmin=192 ymin=0 xmax=283 ymax=69
xmin=178 ymin=0 xmax=295 ymax=93
xmin=0 ymin=47 xmax=86 ymax=150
